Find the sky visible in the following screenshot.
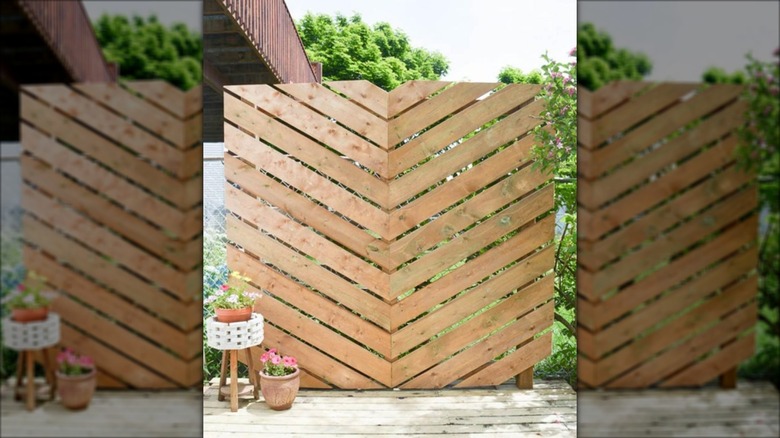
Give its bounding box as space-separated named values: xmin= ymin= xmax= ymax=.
xmin=81 ymin=0 xmax=577 ymax=83
xmin=579 ymin=1 xmax=780 ymax=81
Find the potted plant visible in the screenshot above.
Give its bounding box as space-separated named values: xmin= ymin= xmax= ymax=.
xmin=1 ymin=270 xmax=54 ymax=322
xmin=204 ymin=270 xmax=260 ymax=323
xmin=55 ymin=348 xmax=96 ymax=410
xmin=258 ymin=348 xmax=300 ymax=410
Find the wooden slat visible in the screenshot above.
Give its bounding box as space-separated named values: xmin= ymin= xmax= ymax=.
xmin=588 ymin=275 xmax=757 ymax=386
xmin=223 ymin=154 xmax=392 ymax=270
xmin=579 ymin=164 xmax=753 ymax=271
xmin=387 ymin=80 xmax=450 ymax=118
xmin=223 ymin=93 xmax=386 ymax=207
xmin=226 ymin=215 xmax=392 ymax=330
xmin=22 ymin=216 xmax=201 ymax=330
xmin=326 ymin=80 xmax=388 ymax=119
xmin=579 ymin=82 xmax=698 ymax=149
xmin=389 ymin=85 xmax=541 ymax=175
xmin=581 ymin=187 xmax=756 ymax=296
xmin=22 ymin=185 xmax=192 ymax=300
xmin=580 ymin=134 xmax=741 ymax=242
xmin=392 ymin=278 xmax=553 ymax=384
xmin=455 ymin=332 xmax=552 ymax=388
xmin=579 ymin=98 xmax=747 ymax=208
xmin=578 ymin=81 xmax=651 ymax=120
xmin=579 ymin=215 xmax=758 ymax=329
xmin=226 ymin=84 xmax=388 ymax=177
xmin=388 ymin=135 xmax=545 ymax=239
xmin=389 ymin=82 xmax=498 ymax=146
xmin=19 ymin=154 xmax=199 ymax=270
xmin=228 ymin=247 xmax=391 ymax=358
xmin=24 ymin=249 xmax=199 ymax=360
xmin=390 ymin=187 xmax=554 ymax=295
xmin=226 ymin=185 xmax=388 ymax=296
xmin=261 ymin=324 xmax=383 ymax=390
xmin=580 ymin=247 xmax=757 ymax=358
xmin=401 ymin=306 xmax=553 ymax=389
xmin=20 ymin=94 xmax=201 ymax=209
xmin=58 ymin=324 xmax=176 ymax=389
xmin=23 ymin=85 xmax=199 ymax=178
xmin=123 ymin=80 xmax=189 ymax=119
xmin=22 ymin=124 xmax=201 ymax=240
xmin=74 ymin=83 xmax=189 ymax=147
xmin=580 ymin=85 xmax=743 ymax=180
xmin=392 ymin=246 xmax=554 ymax=355
xmin=225 ymin=124 xmax=388 ymax=238
xmin=389 ymin=98 xmax=544 ymax=206
xmin=389 ymin=177 xmax=553 ymax=267
xmin=259 ymin=295 xmax=392 ymax=386
xmin=660 ymin=334 xmax=755 ymax=387
xmin=392 ymin=215 xmax=554 ymax=330
xmin=276 ymin=82 xmax=387 ymax=147
xmin=609 ymin=303 xmax=756 ymax=388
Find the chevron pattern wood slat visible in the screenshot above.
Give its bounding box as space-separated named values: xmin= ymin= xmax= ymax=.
xmin=20 ymin=82 xmax=203 ymax=389
xmin=577 ymin=81 xmax=758 ymax=389
xmin=224 ymin=80 xmax=555 ymax=389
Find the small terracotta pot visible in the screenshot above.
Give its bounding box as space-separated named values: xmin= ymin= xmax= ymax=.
xmin=56 ymin=368 xmax=96 ymax=410
xmin=11 ymin=307 xmax=48 ymax=322
xmin=259 ymin=368 xmax=300 ymax=410
xmin=215 ymin=307 xmax=252 ymax=323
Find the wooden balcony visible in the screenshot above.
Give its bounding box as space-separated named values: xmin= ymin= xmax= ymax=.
xmin=203 ymin=0 xmax=321 ymax=142
xmin=0 ymin=0 xmax=117 ymax=140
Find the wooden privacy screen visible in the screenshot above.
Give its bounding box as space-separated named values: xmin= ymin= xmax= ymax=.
xmin=577 ymin=81 xmax=758 ymax=389
xmin=224 ymin=80 xmax=555 ymax=389
xmin=20 ymin=82 xmax=203 ymax=388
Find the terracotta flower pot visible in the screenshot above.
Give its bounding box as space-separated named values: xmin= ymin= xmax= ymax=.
xmin=56 ymin=369 xmax=96 ymax=410
xmin=259 ymin=368 xmax=300 ymax=410
xmin=215 ymin=307 xmax=252 ymax=323
xmin=11 ymin=307 xmax=48 ymax=322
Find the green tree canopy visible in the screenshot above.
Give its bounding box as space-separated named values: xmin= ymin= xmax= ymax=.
xmin=296 ymin=13 xmax=448 ymax=90
xmin=497 ymin=66 xmax=544 ymax=85
xmin=577 ymin=22 xmax=652 ymax=90
xmin=93 ymin=14 xmax=202 ymax=90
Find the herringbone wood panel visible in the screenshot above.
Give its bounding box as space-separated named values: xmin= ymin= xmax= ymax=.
xmin=577 ymin=81 xmax=758 ymax=389
xmin=20 ymin=81 xmax=203 ymax=388
xmin=225 ymin=81 xmax=555 ymax=389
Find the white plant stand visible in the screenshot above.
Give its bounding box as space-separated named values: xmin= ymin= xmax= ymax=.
xmin=205 ymin=313 xmax=264 ymax=412
xmin=2 ymin=313 xmax=61 ymax=411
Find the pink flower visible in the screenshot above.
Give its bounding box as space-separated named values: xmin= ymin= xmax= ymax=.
xmin=569 ymin=47 xmax=577 ymax=57
xmin=268 ymin=348 xmax=277 ymax=355
xmin=220 ymin=284 xmax=229 ymax=291
xmin=271 ymin=355 xmax=281 ymax=365
xmin=282 ymin=356 xmax=297 ymax=367
xmin=79 ymin=356 xmax=94 ymax=368
xmin=260 ymin=353 xmax=269 ymax=363
xmin=17 ymin=284 xmax=25 ymax=291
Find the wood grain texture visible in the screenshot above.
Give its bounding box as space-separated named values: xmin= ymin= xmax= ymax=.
xmin=577 ymin=81 xmax=757 ymax=389
xmin=225 ymin=81 xmax=553 ymax=389
xmin=20 ymin=82 xmax=202 ymax=389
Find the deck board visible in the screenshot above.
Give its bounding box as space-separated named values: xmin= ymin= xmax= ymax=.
xmin=1 ymin=379 xmax=202 ymax=437
xmin=579 ymin=380 xmax=780 ymax=437
xmin=204 ymin=378 xmax=576 ymax=436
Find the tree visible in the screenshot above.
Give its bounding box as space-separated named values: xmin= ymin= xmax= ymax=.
xmin=577 ymin=22 xmax=652 ymax=90
xmin=296 ymin=13 xmax=448 ymax=90
xmin=93 ymin=14 xmax=202 ymax=90
xmin=497 ymin=67 xmax=543 ymax=85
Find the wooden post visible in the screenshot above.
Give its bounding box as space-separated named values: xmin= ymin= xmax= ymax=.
xmin=229 ymin=350 xmax=238 ymax=412
xmin=217 ymin=350 xmax=227 ymax=402
xmin=515 ymin=366 xmax=534 ymax=389
xmin=719 ymin=367 xmax=737 ymax=389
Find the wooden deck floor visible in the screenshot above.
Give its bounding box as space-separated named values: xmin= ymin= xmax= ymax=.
xmin=203 ymin=378 xmax=576 ymax=437
xmin=579 ymin=380 xmax=780 ymax=437
xmin=0 ymin=379 xmax=202 ymax=437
